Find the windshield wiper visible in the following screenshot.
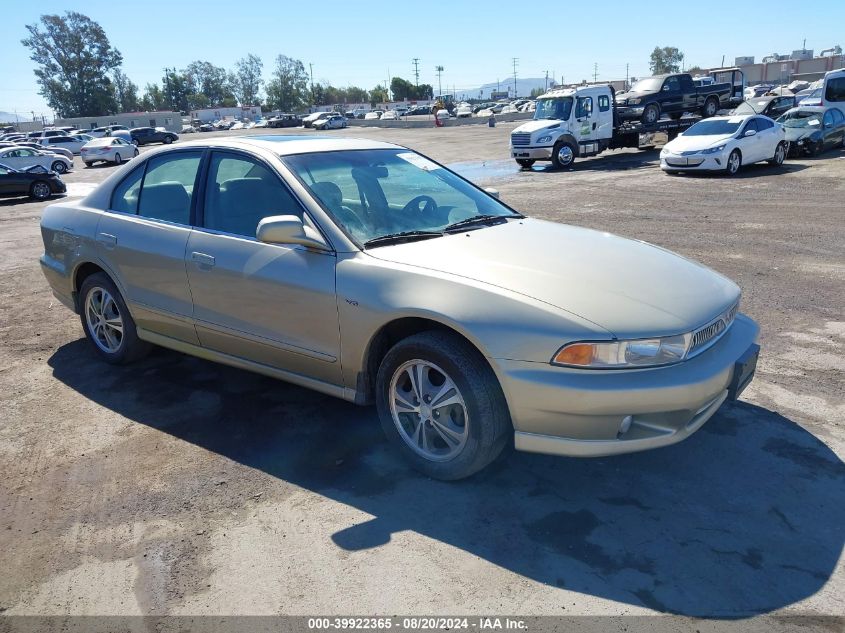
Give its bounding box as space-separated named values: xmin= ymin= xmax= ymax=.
xmin=443 ymin=214 xmax=523 ymax=233
xmin=363 ymin=230 xmax=444 ymax=248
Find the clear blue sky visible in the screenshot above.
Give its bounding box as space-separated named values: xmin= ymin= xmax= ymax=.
xmin=2 ymin=0 xmax=844 ymax=116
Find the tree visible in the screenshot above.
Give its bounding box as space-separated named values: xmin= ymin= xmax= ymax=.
xmin=265 ymin=55 xmax=309 ymax=111
xmin=686 ymin=65 xmax=705 ymax=75
xmin=162 ymin=69 xmax=192 ymax=113
xmin=389 ymin=77 xmax=432 ymax=101
xmin=22 ymin=12 xmax=122 ymax=117
xmin=649 ymin=46 xmax=685 ymax=75
xmin=370 ymin=84 xmax=389 ymax=106
xmin=140 ymin=83 xmax=165 ymax=111
xmin=113 ymin=69 xmax=139 ymax=113
xmin=184 ymin=61 xmax=236 ymax=107
xmin=232 ymin=54 xmax=264 ymax=106
xmin=345 ymin=86 xmax=369 ymax=104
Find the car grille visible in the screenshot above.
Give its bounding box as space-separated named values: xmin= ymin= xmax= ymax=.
xmin=680 ymin=150 xmax=700 ymax=156
xmin=511 ymin=133 xmax=531 ymax=146
xmin=688 ymin=302 xmax=739 ymax=357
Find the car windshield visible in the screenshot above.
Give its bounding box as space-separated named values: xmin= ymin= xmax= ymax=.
xmin=777 ymin=111 xmax=823 ymax=128
xmin=734 ymin=100 xmax=767 ymax=115
xmin=683 ymin=119 xmax=743 ymax=136
xmin=283 ymin=149 xmax=520 ymax=245
xmin=630 ymin=77 xmax=663 ymax=92
xmin=533 ymin=97 xmax=573 ymax=120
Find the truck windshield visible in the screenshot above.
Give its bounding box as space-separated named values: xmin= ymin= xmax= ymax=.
xmin=684 ymin=119 xmax=743 ymax=136
xmin=630 ymin=77 xmax=663 ymax=92
xmin=533 ymin=97 xmax=573 ymax=120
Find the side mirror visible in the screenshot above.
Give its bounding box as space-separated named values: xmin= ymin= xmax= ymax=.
xmin=484 ymin=188 xmax=500 ymax=199
xmin=256 ymin=215 xmax=331 ymax=251
xmin=744 ymin=129 xmax=757 ymax=137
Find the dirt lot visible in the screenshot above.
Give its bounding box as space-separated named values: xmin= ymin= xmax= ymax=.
xmin=1 ymin=123 xmax=843 ymax=623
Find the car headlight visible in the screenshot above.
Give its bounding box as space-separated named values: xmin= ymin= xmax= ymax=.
xmin=536 ymin=135 xmax=553 ymax=144
xmin=660 ymin=147 xmax=670 ymax=156
xmin=701 ymin=144 xmax=727 ymax=155
xmin=628 ymin=98 xmax=641 ymax=105
xmin=552 ymin=333 xmax=692 ymax=368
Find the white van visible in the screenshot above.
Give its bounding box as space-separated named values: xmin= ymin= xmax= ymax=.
xmin=821 ymin=69 xmax=845 ymax=118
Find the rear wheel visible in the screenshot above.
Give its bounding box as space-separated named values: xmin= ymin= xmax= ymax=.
xmin=768 ymin=142 xmax=786 ymax=166
xmin=114 ymin=153 xmax=122 ymax=165
xmin=84 ymin=162 xmax=93 ymax=168
xmin=702 ymin=97 xmax=719 ymax=118
xmin=642 ymin=104 xmax=660 ymax=125
xmin=726 ymin=149 xmax=742 ymax=176
xmin=29 ymin=181 xmax=52 ymax=200
xmin=79 ymin=273 xmax=150 ymax=364
xmin=163 ymin=136 xmax=173 ymax=144
xmin=516 ymin=159 xmax=535 ymax=168
xmin=551 ymin=141 xmax=577 ymax=170
xmin=51 ymin=160 xmax=67 ymax=174
xmin=376 ymin=331 xmax=511 ymax=480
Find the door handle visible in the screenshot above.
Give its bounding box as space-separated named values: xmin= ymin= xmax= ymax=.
xmin=191 ymin=251 xmax=215 ymax=267
xmin=96 ymin=232 xmax=117 ymax=249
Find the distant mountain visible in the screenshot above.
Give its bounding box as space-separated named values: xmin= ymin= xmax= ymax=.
xmin=453 ymin=78 xmax=556 ymax=100
xmin=0 ymin=111 xmax=31 ymax=123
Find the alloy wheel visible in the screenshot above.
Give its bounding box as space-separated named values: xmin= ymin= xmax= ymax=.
xmin=84 ymin=287 xmax=124 ymax=353
xmin=389 ymin=359 xmax=469 ymax=462
xmin=31 ymin=182 xmax=51 ymax=200
xmin=556 ymin=145 xmax=574 ymax=166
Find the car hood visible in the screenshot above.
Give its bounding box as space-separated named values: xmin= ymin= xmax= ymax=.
xmin=783 ymin=126 xmax=819 ymax=142
xmin=513 ymin=119 xmax=565 ymax=134
xmin=664 ymin=133 xmax=734 ymax=152
xmin=366 ymin=219 xmax=739 ymax=338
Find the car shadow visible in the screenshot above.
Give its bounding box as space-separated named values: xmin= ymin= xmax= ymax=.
xmin=669 ymin=163 xmax=809 ymax=179
xmin=47 ymin=339 xmax=844 ymax=618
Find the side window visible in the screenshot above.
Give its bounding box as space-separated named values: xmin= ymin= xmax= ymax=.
xmin=832 ymin=109 xmax=845 ymax=125
xmin=110 ymin=164 xmax=145 ymax=214
xmin=823 ymin=110 xmax=835 ymax=127
xmin=203 ymin=152 xmax=304 ymax=238
xmin=664 ymin=77 xmax=680 ymax=92
xmin=575 ymin=97 xmax=593 ymax=118
xmin=598 ymin=95 xmax=610 ymax=112
xmin=743 ymin=119 xmax=759 ymax=135
xmin=824 ymin=77 xmax=845 ymax=102
xmin=757 ymin=118 xmax=774 ymax=131
xmin=138 ymin=151 xmax=202 ymax=224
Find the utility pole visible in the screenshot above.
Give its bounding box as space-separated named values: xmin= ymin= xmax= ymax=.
xmin=593 ymin=62 xmax=598 ymax=83
xmin=435 ymin=65 xmax=444 ymax=97
xmin=544 ymin=70 xmax=549 ymax=91
xmin=512 ymin=57 xmax=519 ymax=97
xmin=309 ymin=63 xmax=314 ymax=106
xmin=412 ymin=58 xmax=420 ymax=87
xmin=626 ymin=63 xmax=629 ymax=89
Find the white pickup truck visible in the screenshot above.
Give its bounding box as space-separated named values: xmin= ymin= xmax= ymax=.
xmin=509 ymin=85 xmax=700 ymax=169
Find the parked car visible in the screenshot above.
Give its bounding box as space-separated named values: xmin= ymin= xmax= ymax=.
xmin=198 ymin=124 xmax=215 ymax=132
xmin=660 ymin=114 xmax=786 ymax=176
xmin=744 ymin=84 xmax=775 ymax=99
xmin=364 ymin=111 xmax=383 ymax=120
xmin=80 ymin=137 xmax=139 ymax=167
xmin=616 ymin=73 xmax=734 ymax=123
xmin=302 ymin=112 xmax=337 ymax=128
xmin=456 ymin=103 xmax=473 ymax=118
xmin=0 ymin=146 xmax=73 ymax=174
xmin=380 ymin=111 xmax=399 ymax=121
xmin=798 ymin=88 xmax=823 ymax=106
xmin=0 ymin=141 xmax=75 ymax=162
xmin=229 ymin=122 xmax=245 ymax=131
xmin=181 ymin=125 xmax=198 ymax=134
xmin=266 ymin=114 xmax=302 ymax=128
xmin=253 ymin=119 xmax=269 ymax=128
xmin=819 ymin=68 xmax=845 ymax=119
xmin=777 ymin=106 xmax=845 ymax=156
xmin=39 ymin=134 xmax=92 ymax=155
xmin=732 ymin=95 xmax=795 ymax=120
xmin=0 ymin=162 xmax=66 ymax=200
xmin=131 ymin=127 xmax=179 ymax=146
xmin=313 ymin=114 xmax=348 ymax=130
xmin=350 ymin=108 xmax=369 ymax=119
xmin=38 ymin=136 xmax=759 ymax=480
xmin=88 ymin=125 xmax=129 ymax=138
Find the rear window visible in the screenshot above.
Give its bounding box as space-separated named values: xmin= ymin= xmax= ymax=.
xmin=825 ymin=77 xmax=845 ymax=102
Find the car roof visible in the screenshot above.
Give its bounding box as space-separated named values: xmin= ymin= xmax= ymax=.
xmin=699 ymin=114 xmax=755 ymax=122
xmin=168 ymin=135 xmax=403 ymax=155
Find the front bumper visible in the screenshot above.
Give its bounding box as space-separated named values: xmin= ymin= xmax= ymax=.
xmin=616 ymin=105 xmax=645 ymax=120
xmin=660 ymin=150 xmax=728 ymax=171
xmin=496 ymin=314 xmax=759 ymax=457
xmin=510 ymin=146 xmax=553 ymax=160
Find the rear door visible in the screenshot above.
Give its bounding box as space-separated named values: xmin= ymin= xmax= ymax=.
xmin=95 ymin=150 xmax=203 ymax=344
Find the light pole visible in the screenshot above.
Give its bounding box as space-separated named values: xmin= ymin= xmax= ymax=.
xmin=435 ymin=65 xmax=444 ymax=98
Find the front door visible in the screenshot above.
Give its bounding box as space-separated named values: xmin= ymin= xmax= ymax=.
xmin=185 ymin=150 xmax=342 ymax=386
xmin=95 ymin=150 xmax=203 ymax=344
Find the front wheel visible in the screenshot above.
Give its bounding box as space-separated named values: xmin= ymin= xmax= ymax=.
xmin=768 ymin=142 xmax=786 ymax=166
xmin=642 ymin=104 xmax=660 ymax=125
xmin=551 ymin=142 xmax=577 ymax=170
xmin=726 ymin=149 xmax=742 ymax=176
xmin=163 ymin=136 xmax=173 ymax=144
xmin=79 ymin=273 xmax=150 ymax=364
xmin=113 ymin=153 xmax=122 ymax=165
xmin=516 ymin=159 xmax=535 ymax=168
xmin=29 ymin=180 xmax=52 ymax=200
xmin=376 ymin=331 xmax=511 ymax=480
xmin=51 ymin=161 xmax=67 ymax=174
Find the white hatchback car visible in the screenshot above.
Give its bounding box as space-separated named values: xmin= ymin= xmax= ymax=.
xmin=660 ymin=115 xmax=786 ymax=176
xmin=80 ymin=137 xmax=139 ymax=167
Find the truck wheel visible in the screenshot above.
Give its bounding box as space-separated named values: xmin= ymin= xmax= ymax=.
xmin=516 ymin=159 xmax=535 ymax=168
xmin=642 ymin=104 xmax=660 ymax=125
xmin=551 ymin=142 xmax=576 ymax=169
xmin=702 ymin=98 xmax=719 ymax=118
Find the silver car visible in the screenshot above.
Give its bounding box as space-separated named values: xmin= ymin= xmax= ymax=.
xmin=39 ymin=136 xmax=760 ymax=480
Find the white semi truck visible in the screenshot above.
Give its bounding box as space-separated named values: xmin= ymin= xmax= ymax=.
xmin=509 ymin=84 xmax=701 ymax=169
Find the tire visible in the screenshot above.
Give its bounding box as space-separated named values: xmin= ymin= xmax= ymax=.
xmin=132 ymin=139 xmax=140 ymax=146
xmin=375 ymin=331 xmax=511 ymax=480
xmin=551 ymin=141 xmax=577 ymax=170
xmin=809 ymin=140 xmax=823 ymax=157
xmin=768 ymin=142 xmax=786 ymax=166
xmin=642 ymin=104 xmax=660 ymax=125
xmin=29 ymin=180 xmax=52 ymax=200
xmin=516 ymin=159 xmax=535 ymax=168
xmin=113 ymin=153 xmax=122 ymax=165
xmin=163 ymin=136 xmax=173 ymax=144
xmin=51 ymin=160 xmax=67 ymax=174
xmin=133 ymin=149 xmax=139 ymax=158
xmin=79 ymin=273 xmax=150 ymax=365
xmin=726 ymin=149 xmax=742 ymax=176
xmin=702 ymin=97 xmax=719 ymax=118
xmin=84 ymin=162 xmax=93 ymax=168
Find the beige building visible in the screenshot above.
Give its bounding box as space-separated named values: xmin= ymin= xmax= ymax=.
xmin=190 ymin=106 xmax=262 ymax=123
xmin=54 ymin=111 xmax=182 ymax=132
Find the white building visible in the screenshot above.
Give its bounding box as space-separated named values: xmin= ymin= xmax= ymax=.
xmin=190 ymin=106 xmax=262 ymax=123
xmin=55 ymin=111 xmax=181 ymax=132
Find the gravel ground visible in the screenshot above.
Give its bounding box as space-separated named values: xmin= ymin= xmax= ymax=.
xmin=0 ymin=123 xmax=843 ymax=624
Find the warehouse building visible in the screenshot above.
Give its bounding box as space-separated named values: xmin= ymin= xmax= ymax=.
xmin=54 ymin=111 xmax=181 ymax=132
xmin=190 ymin=105 xmax=262 ymax=123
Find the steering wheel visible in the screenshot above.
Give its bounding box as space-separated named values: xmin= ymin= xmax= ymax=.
xmin=402 ymin=195 xmax=437 ymax=216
